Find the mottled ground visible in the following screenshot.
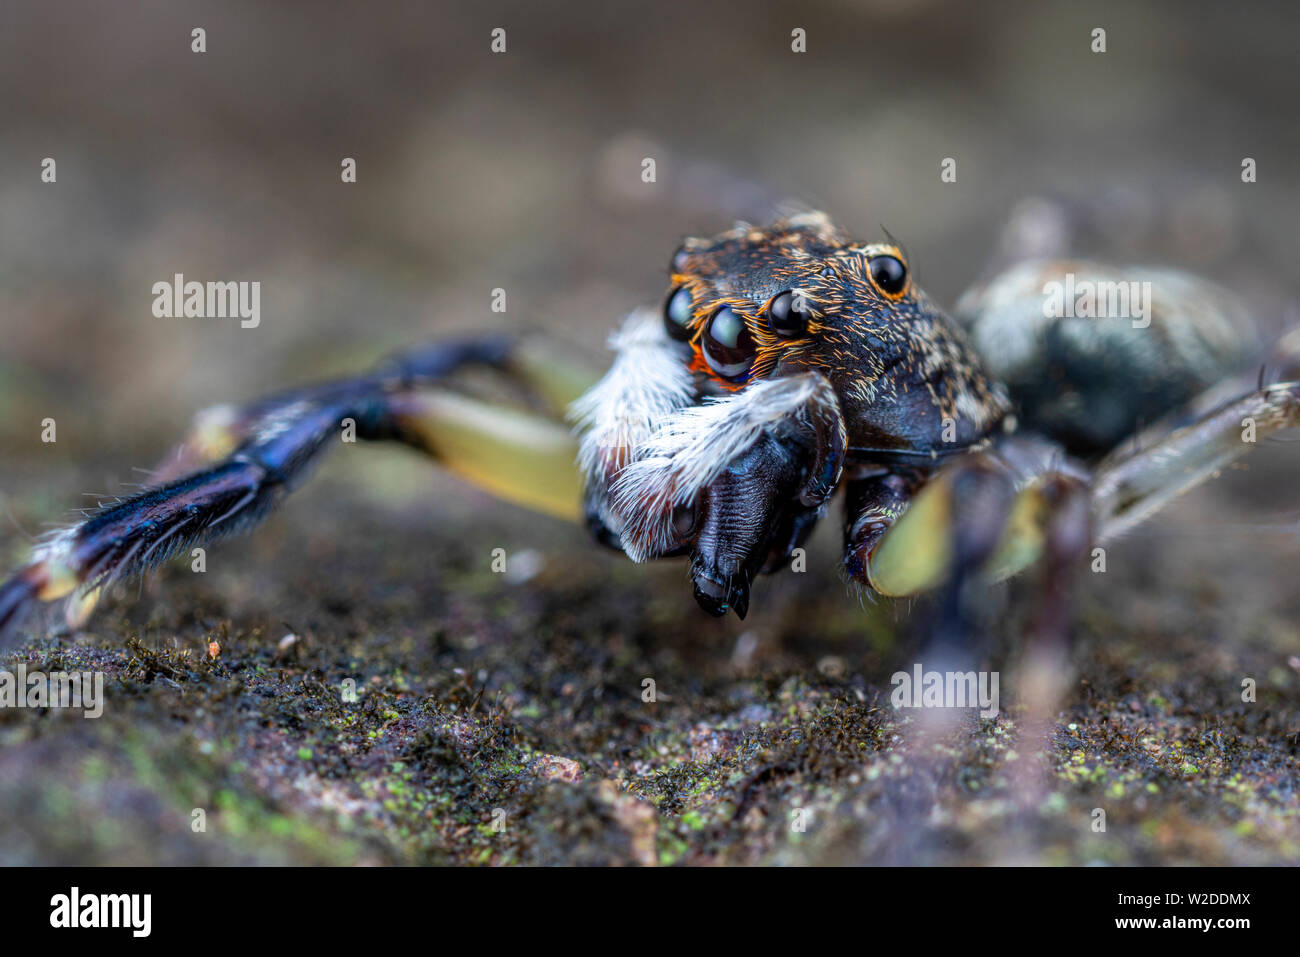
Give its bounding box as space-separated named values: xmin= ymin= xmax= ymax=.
xmin=2 ymin=441 xmax=1297 ymax=866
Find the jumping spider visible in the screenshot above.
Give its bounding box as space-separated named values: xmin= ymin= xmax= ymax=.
xmin=2 ymin=210 xmax=1297 ymax=645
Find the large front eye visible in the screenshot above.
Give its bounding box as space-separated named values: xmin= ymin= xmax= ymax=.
xmin=664 ymin=286 xmax=694 ymax=341
xmin=702 ymin=306 xmax=755 ymax=380
xmin=766 ymin=290 xmax=810 ymax=338
xmin=869 ymin=255 xmax=908 ymax=295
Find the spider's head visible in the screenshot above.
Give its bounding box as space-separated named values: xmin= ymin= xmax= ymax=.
xmin=663 ymin=212 xmax=1008 ymax=456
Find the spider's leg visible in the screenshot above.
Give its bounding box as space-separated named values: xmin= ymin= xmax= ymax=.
xmin=384 ymin=388 xmax=580 ymax=521
xmin=860 ymin=438 xmax=1092 ymax=641
xmin=1086 ymin=316 xmax=1300 ymax=534
xmin=1 ymin=387 xmax=391 ymax=642
xmin=1009 ymin=469 xmax=1092 ymax=773
xmin=151 ymin=336 xmax=591 ymax=482
xmin=1092 ymin=381 xmax=1300 ymax=543
xmin=841 ymin=469 xmax=921 ymax=585
xmin=882 ymin=455 xmax=1018 ymax=655
xmin=606 ymin=371 xmax=847 ymax=618
xmin=855 ymin=442 xmax=1091 ymax=750
xmin=860 ymin=381 xmax=1300 ymax=596
xmin=0 ymin=337 xmax=592 ymax=645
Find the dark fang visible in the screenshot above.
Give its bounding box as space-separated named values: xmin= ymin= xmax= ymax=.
xmin=691 ymin=576 xmax=751 ymax=619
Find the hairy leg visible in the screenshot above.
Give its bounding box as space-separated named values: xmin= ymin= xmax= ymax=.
xmin=0 ymin=337 xmax=590 ymax=645
xmin=1093 ymin=381 xmax=1300 ymax=543
xmin=858 ymin=373 xmax=1300 ymax=600
xmin=841 ymin=469 xmax=921 ymax=585
xmin=848 ymin=437 xmax=1092 ymax=651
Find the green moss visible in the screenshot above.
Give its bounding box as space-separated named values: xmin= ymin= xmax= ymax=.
xmin=2 ymin=470 xmax=1297 ymax=866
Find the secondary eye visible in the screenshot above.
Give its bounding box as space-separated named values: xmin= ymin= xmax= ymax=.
xmin=869 ymin=255 xmax=908 ymax=295
xmin=702 ymin=306 xmax=755 ymax=380
xmin=664 ymin=287 xmax=695 ymax=341
xmin=766 ymin=290 xmax=810 ymax=338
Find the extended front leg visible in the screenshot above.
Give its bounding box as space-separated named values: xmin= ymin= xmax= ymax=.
xmin=0 ymin=338 xmax=593 ymax=645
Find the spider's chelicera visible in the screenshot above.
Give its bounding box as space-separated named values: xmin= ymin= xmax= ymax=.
xmin=2 ymin=210 xmax=1297 ymax=641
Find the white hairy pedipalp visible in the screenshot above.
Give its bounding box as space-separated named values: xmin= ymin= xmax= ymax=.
xmin=567 ymin=309 xmax=696 ymax=531
xmin=610 ymin=373 xmax=845 ymax=561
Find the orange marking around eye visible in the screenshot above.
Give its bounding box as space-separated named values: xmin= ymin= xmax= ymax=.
xmin=667 ymin=230 xmax=914 ymax=391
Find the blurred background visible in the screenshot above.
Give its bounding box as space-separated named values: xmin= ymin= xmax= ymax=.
xmin=2 ymin=0 xmax=1298 ymax=462
xmin=0 ymin=0 xmax=1298 ymax=865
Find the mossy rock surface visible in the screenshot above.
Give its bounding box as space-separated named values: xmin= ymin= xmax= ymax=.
xmin=2 ymin=456 xmax=1297 ymax=866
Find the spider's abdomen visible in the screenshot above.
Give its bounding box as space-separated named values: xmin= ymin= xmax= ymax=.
xmin=954 ymin=260 xmax=1257 ymax=457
